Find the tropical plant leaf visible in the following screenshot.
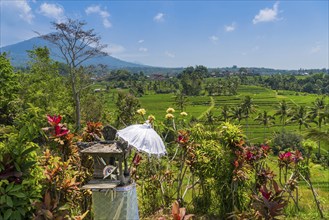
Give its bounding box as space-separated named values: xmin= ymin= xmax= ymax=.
xmin=21 ymin=146 xmax=38 ymax=157
xmin=4 ymin=209 xmax=13 ymax=220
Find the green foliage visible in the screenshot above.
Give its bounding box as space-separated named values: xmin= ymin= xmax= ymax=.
xmin=272 ymin=131 xmax=303 ymax=154
xmin=22 ymin=47 xmax=72 ymax=118
xmin=0 ymin=53 xmax=21 ymax=125
xmin=0 ymin=134 xmax=43 ymax=219
xmin=13 ymin=104 xmax=46 ymax=143
xmin=218 ymin=122 xmax=245 ymax=147
xmin=81 ymin=93 xmax=104 ymax=123
xmin=115 ymin=91 xmax=141 ymax=128
xmin=179 ymin=66 xmax=208 ymax=96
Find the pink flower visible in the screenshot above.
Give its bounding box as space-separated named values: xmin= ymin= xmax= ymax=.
xmin=47 ymin=115 xmax=62 ymax=126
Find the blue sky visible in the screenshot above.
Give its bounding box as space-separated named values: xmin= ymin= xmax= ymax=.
xmin=0 ymin=0 xmax=328 ymax=69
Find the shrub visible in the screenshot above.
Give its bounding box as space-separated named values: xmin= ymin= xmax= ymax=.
xmin=272 ymin=131 xmax=303 ymax=155
xmin=0 ymin=134 xmax=43 ymax=219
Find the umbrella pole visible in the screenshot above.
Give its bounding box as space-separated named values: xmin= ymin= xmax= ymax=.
xmin=124 ymin=153 xmax=129 ymax=176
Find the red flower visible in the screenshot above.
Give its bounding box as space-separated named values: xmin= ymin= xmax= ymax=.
xmin=54 ymin=125 xmax=69 ymax=137
xmin=47 ymin=115 xmax=62 ymax=126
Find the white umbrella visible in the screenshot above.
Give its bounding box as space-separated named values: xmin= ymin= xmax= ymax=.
xmin=117 ymin=122 xmax=166 ymax=157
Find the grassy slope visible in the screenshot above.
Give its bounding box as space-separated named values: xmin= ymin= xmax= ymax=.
xmin=137 ymin=86 xmax=328 ymax=149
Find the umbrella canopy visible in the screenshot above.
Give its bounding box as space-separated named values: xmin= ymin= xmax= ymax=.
xmin=117 ymin=122 xmax=166 ymax=156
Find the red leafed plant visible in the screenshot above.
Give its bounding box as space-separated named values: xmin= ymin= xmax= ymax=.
xmin=252 ymin=180 xmax=288 ymax=220
xmin=81 ymin=121 xmax=103 ymax=142
xmin=34 ymin=115 xmax=91 ymax=219
xmin=46 ymin=114 xmax=70 ymax=138
xmin=47 ymin=115 xmax=62 ymax=126
xmin=172 ymin=200 xmax=194 ymax=220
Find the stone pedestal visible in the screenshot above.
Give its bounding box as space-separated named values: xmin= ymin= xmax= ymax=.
xmin=91 ymin=183 xmax=139 ymax=220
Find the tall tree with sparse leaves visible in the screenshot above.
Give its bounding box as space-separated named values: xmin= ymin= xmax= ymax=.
xmin=39 ymin=19 xmax=107 ymax=130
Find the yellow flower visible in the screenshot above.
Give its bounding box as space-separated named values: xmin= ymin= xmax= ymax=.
xmin=166 ymin=107 xmax=175 ymax=113
xmin=165 ymin=113 xmax=174 ymax=120
xmin=148 ymin=115 xmax=155 ymax=122
xmin=137 ymin=108 xmax=146 ymax=116
xmin=180 ymin=112 xmax=188 ymax=117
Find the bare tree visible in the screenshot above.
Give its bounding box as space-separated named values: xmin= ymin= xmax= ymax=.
xmin=38 ymin=18 xmax=107 ymax=130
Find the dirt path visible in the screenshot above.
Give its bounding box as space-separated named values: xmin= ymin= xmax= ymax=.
xmin=197 ymin=96 xmax=215 ymax=120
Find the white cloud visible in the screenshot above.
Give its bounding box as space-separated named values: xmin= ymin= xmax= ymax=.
xmin=311 ymin=45 xmax=321 ymax=54
xmin=253 ymin=2 xmax=280 ymax=24
xmin=139 ymin=47 xmax=148 ymax=52
xmin=138 ymin=40 xmax=144 ymax=44
xmin=1 ymin=0 xmax=34 ymax=23
xmin=225 ymin=22 xmax=236 ymax=32
xmin=165 ymin=51 xmax=175 ymax=58
xmin=154 ymin=13 xmax=165 ymax=22
xmin=103 ymin=44 xmax=125 ymax=54
xmin=39 ymin=3 xmax=64 ymax=22
xmin=209 ymin=35 xmax=219 ymax=44
xmin=85 ymin=5 xmax=111 ymax=28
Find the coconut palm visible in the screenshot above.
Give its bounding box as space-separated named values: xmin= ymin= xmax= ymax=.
xmin=174 ymin=91 xmax=189 ymax=112
xmin=219 ymin=105 xmax=230 ymax=122
xmin=254 ymin=110 xmax=275 ymax=139
xmin=288 ymin=106 xmax=311 ymax=132
xmin=274 ymin=100 xmax=291 ymax=129
xmin=306 ymin=129 xmax=329 ymax=144
xmin=230 ymin=106 xmax=245 ymax=123
xmin=205 ymin=110 xmax=215 ymax=125
xmin=241 ymin=96 xmax=257 ymax=134
xmin=309 ymin=97 xmax=327 ymax=128
xmin=309 ymin=96 xmax=328 ymax=155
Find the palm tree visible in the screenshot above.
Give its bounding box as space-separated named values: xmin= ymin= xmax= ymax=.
xmin=205 ymin=110 xmax=215 ymax=125
xmin=309 ymin=97 xmax=326 ymax=128
xmin=254 ymin=110 xmax=275 ymax=140
xmin=309 ymin=96 xmax=327 ymax=156
xmin=219 ymin=105 xmax=230 ymax=122
xmin=241 ymin=96 xmax=257 ymax=134
xmin=288 ymin=106 xmax=311 ymax=132
xmin=306 ymin=129 xmax=329 ymax=144
xmin=174 ymin=91 xmax=189 ymax=112
xmin=274 ymin=100 xmax=291 ymax=129
xmin=230 ymin=106 xmax=244 ymax=123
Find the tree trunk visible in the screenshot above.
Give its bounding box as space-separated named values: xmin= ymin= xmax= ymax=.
xmin=70 ymin=68 xmax=81 ymax=130
xmin=318 ymin=125 xmax=321 ymax=157
xmin=75 ymin=92 xmax=81 ymax=130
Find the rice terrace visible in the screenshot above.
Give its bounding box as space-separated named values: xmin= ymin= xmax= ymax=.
xmin=0 ymin=1 xmax=328 ymax=220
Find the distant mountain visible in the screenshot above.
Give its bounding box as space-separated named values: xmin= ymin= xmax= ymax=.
xmin=0 ymin=36 xmax=146 ymax=69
